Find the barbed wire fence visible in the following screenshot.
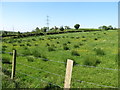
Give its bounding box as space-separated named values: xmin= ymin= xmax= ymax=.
xmin=1 ymin=50 xmax=119 ymax=88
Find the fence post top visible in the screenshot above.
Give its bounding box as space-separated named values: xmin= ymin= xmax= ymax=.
xmin=67 ymin=59 xmax=73 ymax=62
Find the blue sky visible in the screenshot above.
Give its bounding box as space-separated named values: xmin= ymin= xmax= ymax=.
xmin=1 ymin=2 xmax=118 ymax=32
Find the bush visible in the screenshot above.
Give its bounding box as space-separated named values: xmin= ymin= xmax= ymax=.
xmin=71 ymin=50 xmax=80 ymax=56
xmin=27 ymin=56 xmax=34 ymax=62
xmin=63 ymin=46 xmax=70 ymax=50
xmin=83 ymin=56 xmax=101 ymax=66
xmin=94 ymin=48 xmax=105 ymax=56
xmin=48 ymin=47 xmax=55 ymax=51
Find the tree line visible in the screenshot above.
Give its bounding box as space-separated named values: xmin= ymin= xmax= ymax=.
xmin=1 ymin=24 xmax=117 ymax=37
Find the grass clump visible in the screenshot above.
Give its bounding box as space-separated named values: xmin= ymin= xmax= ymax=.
xmin=74 ymin=45 xmax=79 ymax=48
xmin=32 ymin=49 xmax=41 ymax=57
xmin=22 ymin=48 xmax=32 ymax=55
xmin=13 ymin=44 xmax=17 ymax=46
xmin=83 ymin=56 xmax=101 ymax=66
xmin=79 ymin=43 xmax=83 ymax=46
xmin=63 ymin=46 xmax=70 ymax=50
xmin=48 ymin=47 xmax=55 ymax=51
xmin=63 ymin=43 xmax=67 ymax=46
xmin=20 ymin=44 xmax=25 ymax=46
xmin=94 ymin=48 xmax=105 ymax=56
xmin=27 ymin=56 xmax=34 ymax=62
xmin=71 ymin=50 xmax=80 ymax=56
xmin=2 ymin=56 xmax=11 ymax=64
xmin=46 ymin=43 xmax=50 ymax=46
xmin=32 ymin=38 xmax=36 ymax=41
xmin=35 ymin=44 xmax=38 ymax=46
xmin=26 ymin=43 xmax=31 ymax=46
xmin=67 ymin=41 xmax=71 ymax=44
xmin=94 ymin=38 xmax=98 ymax=40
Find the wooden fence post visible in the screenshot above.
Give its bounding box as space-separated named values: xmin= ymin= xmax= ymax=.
xmin=64 ymin=59 xmax=73 ymax=89
xmin=11 ymin=50 xmax=16 ymax=79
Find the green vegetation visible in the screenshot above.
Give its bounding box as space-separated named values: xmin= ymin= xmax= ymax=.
xmin=2 ymin=30 xmax=118 ymax=88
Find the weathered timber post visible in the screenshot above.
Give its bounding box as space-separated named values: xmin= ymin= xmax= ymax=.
xmin=11 ymin=50 xmax=16 ymax=79
xmin=64 ymin=59 xmax=73 ymax=89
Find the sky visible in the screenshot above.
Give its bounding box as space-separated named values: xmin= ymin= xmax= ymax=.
xmin=1 ymin=2 xmax=118 ymax=32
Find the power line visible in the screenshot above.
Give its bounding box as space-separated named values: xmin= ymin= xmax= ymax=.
xmin=46 ymin=15 xmax=49 ymax=31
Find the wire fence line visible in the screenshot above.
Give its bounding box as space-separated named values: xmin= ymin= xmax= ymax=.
xmin=76 ymin=80 xmax=118 ymax=88
xmin=16 ymin=71 xmax=62 ymax=88
xmin=16 ymin=52 xmax=120 ymax=71
xmin=17 ymin=62 xmax=64 ymax=78
xmin=1 ymin=51 xmax=119 ymax=71
xmin=1 ymin=50 xmax=119 ymax=88
xmin=75 ymin=64 xmax=119 ymax=71
xmin=0 ymin=51 xmax=13 ymax=54
xmin=17 ymin=53 xmax=66 ymax=64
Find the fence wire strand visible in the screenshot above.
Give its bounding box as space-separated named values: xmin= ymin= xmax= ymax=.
xmin=1 ymin=51 xmax=119 ymax=71
xmin=16 ymin=71 xmax=62 ymax=88
xmin=1 ymin=51 xmax=119 ymax=88
xmin=76 ymin=80 xmax=118 ymax=88
xmin=0 ymin=51 xmax=12 ymax=54
xmin=16 ymin=52 xmax=119 ymax=71
xmin=76 ymin=64 xmax=119 ymax=71
xmin=17 ymin=62 xmax=64 ymax=78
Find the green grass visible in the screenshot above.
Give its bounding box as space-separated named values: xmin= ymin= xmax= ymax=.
xmin=2 ymin=30 xmax=118 ymax=88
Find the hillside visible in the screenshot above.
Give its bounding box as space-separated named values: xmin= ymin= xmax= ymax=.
xmin=2 ymin=30 xmax=118 ymax=88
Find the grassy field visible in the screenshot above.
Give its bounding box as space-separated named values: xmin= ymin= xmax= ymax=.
xmin=2 ymin=30 xmax=118 ymax=88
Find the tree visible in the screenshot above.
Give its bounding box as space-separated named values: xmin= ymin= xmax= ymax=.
xmin=59 ymin=26 xmax=64 ymax=31
xmin=101 ymin=25 xmax=108 ymax=30
xmin=41 ymin=27 xmax=47 ymax=32
xmin=18 ymin=31 xmax=21 ymax=34
xmin=108 ymin=25 xmax=113 ymax=30
xmin=50 ymin=27 xmax=54 ymax=30
xmin=98 ymin=26 xmax=102 ymax=30
xmin=64 ymin=26 xmax=70 ymax=29
xmin=54 ymin=26 xmax=58 ymax=30
xmin=35 ymin=27 xmax=40 ymax=30
xmin=74 ymin=24 xmax=80 ymax=29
